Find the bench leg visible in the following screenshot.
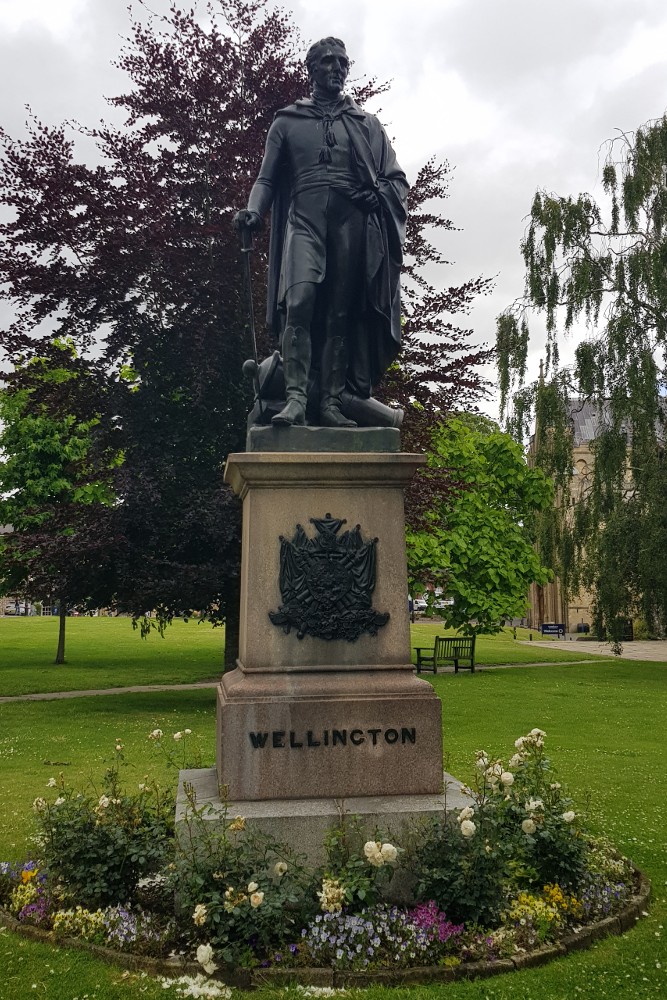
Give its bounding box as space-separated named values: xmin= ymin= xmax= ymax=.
xmin=454 ymin=659 xmax=459 ymax=673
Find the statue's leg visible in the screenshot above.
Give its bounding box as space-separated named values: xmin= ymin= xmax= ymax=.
xmin=272 ymin=283 xmax=316 ymax=426
xmin=319 ymin=195 xmax=364 ymax=428
xmin=319 ymin=336 xmax=357 ymax=427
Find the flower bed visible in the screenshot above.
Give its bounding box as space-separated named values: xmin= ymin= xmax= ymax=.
xmin=0 ymin=727 xmax=652 ymax=989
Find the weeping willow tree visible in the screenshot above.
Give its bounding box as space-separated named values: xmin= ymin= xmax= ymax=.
xmin=497 ymin=114 xmax=667 ymax=646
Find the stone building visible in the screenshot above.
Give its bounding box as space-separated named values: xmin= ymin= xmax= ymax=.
xmin=527 ymin=401 xmax=599 ymax=633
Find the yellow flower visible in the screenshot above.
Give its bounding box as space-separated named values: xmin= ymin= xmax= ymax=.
xmin=21 ymin=869 xmax=38 ymax=884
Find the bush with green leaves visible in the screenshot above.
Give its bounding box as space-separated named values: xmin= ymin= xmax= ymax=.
xmin=174 ymin=782 xmax=318 ymax=967
xmin=317 ymin=817 xmax=400 ymax=912
xmin=35 ymin=742 xmax=174 ymax=907
xmin=412 ymin=728 xmax=589 ymax=924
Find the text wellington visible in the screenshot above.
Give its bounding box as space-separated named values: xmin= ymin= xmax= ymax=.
xmin=248 ymin=726 xmax=417 ymax=749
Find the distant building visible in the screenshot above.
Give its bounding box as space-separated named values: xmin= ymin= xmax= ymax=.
xmin=526 ymin=401 xmax=609 ymax=633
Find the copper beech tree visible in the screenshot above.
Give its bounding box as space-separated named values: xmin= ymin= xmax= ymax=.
xmin=0 ymin=0 xmax=493 ymax=661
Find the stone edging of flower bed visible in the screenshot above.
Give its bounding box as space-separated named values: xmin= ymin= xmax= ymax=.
xmin=0 ymin=873 xmax=651 ymax=989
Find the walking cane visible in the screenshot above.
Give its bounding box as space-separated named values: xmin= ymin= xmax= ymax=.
xmin=239 ymin=219 xmax=264 ymax=421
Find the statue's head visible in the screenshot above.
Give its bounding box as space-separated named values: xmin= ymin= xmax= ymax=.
xmin=306 ymin=37 xmax=349 ymax=97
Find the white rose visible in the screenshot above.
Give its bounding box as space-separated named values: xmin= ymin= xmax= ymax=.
xmin=184 ymin=729 xmax=192 ymax=735
xmin=138 ymin=783 xmax=147 ymax=792
xmin=173 ymin=732 xmax=183 ymax=741
xmin=196 ymin=943 xmax=217 ymax=974
xmin=460 ymin=819 xmax=476 ymax=838
xmin=363 ymin=840 xmax=380 ymax=858
xmin=192 ymin=903 xmax=207 ymax=926
xmin=380 ymin=843 xmax=398 ymax=863
xmin=509 ymin=753 xmax=524 ymax=768
xmin=522 ymin=818 xmax=536 ymax=835
xmin=149 ymin=729 xmax=163 ymax=739
xmin=525 ymin=798 xmax=543 ymax=812
xmin=33 ymin=797 xmax=47 ymax=812
xmin=115 ymin=743 xmax=123 ymax=752
xmin=54 ymin=797 xmax=65 ymax=806
xmin=458 ymin=806 xmax=475 ymax=822
xmin=529 ymin=728 xmax=546 ymax=738
xmin=274 ymin=861 xmax=288 ymax=877
xmin=98 ymin=795 xmax=110 ymax=809
xmin=562 ymin=811 xmax=576 ymax=823
xmin=250 ymin=891 xmax=264 ymax=908
xmin=247 ymin=881 xmax=258 ymax=893
xmin=550 ymin=782 xmax=561 ymax=790
xmin=475 ymin=754 xmax=489 ymax=771
xmin=500 ymin=772 xmax=514 ymax=786
xmin=47 ymin=778 xmax=57 ymax=788
xmin=514 ymin=737 xmax=525 ymax=749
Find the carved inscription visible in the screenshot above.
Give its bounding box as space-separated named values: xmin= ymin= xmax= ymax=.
xmin=248 ymin=727 xmax=416 ymax=749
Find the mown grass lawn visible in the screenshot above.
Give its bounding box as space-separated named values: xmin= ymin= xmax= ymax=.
xmin=0 ymin=618 xmax=602 ymax=700
xmin=410 ymin=622 xmax=604 ymax=666
xmin=0 ymin=627 xmax=665 ymax=999
xmin=0 ymin=616 xmax=225 ymax=696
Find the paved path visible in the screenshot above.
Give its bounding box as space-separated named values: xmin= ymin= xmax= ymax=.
xmin=522 ymin=639 xmax=667 ymax=662
xmin=0 ymin=660 xmax=612 ymax=703
xmin=0 ymin=681 xmax=218 ymax=705
xmin=2 ymin=642 xmax=665 ymax=704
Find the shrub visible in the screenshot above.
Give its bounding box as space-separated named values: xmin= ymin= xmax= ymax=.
xmin=318 ymin=818 xmax=399 ymax=911
xmin=411 ymin=729 xmax=589 ymax=923
xmin=174 ymin=782 xmax=317 ymax=966
xmin=36 ymin=744 xmax=174 ymax=907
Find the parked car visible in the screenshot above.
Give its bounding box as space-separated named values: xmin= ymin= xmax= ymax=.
xmin=413 ymin=598 xmax=428 ymax=612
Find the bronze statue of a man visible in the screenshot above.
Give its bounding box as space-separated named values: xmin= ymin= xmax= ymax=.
xmin=235 ymin=37 xmax=409 ymax=428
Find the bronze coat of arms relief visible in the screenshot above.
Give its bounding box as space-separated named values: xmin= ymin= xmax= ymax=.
xmin=268 ymin=513 xmax=390 ymax=641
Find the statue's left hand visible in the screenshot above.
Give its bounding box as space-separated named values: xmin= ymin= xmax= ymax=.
xmin=350 ymin=189 xmax=380 ymax=214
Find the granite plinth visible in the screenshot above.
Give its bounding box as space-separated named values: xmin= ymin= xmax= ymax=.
xmin=246 ymin=425 xmax=401 ymax=453
xmin=223 ymin=452 xmax=425 ymax=673
xmin=177 ymin=767 xmax=470 ymax=875
xmin=216 ymin=668 xmax=443 ymax=800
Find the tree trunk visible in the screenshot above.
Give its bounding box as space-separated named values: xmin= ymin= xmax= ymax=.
xmin=55 ymin=602 xmax=66 ymax=664
xmin=223 ymin=573 xmax=241 ymax=673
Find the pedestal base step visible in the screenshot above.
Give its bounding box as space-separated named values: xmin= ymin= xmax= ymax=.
xmin=177 ymin=767 xmax=470 ymax=871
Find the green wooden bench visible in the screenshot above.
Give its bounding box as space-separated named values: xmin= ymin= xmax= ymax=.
xmin=414 ymin=635 xmax=476 ymax=674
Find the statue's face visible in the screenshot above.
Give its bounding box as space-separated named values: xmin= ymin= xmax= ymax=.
xmin=311 ymin=46 xmax=349 ymax=97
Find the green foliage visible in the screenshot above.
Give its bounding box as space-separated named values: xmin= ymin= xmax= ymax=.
xmin=407 ymin=416 xmax=553 ymax=635
xmin=173 ymin=787 xmax=316 ymax=966
xmin=497 ymin=113 xmax=667 ymax=644
xmin=0 ymin=343 xmax=120 ymax=630
xmin=320 ymin=819 xmax=398 ymax=909
xmin=36 ymin=744 xmax=174 ymax=908
xmin=411 ymin=729 xmax=589 ymax=926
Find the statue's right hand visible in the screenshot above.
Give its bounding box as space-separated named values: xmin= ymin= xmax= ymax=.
xmin=233 ymin=209 xmax=263 ymax=232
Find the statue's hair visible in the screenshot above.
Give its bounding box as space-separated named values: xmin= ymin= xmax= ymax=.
xmin=305 ymin=37 xmax=347 ymax=80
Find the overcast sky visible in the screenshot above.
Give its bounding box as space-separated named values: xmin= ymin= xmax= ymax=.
xmin=2 ymin=0 xmax=667 ymax=418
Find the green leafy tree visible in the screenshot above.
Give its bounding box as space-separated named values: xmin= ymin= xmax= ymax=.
xmin=407 ymin=416 xmax=553 ymax=635
xmin=0 ymin=0 xmax=493 ymax=664
xmin=0 ymin=342 xmax=120 ymax=662
xmin=497 ymin=113 xmax=667 ymax=644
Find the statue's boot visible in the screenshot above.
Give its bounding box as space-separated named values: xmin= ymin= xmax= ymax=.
xmin=319 ymin=336 xmax=357 ymax=428
xmin=272 ymin=326 xmax=310 ymax=426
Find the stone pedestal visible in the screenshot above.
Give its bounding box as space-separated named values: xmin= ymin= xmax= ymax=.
xmin=177 ymin=768 xmax=470 ymax=874
xmin=216 ymin=434 xmax=444 ymax=803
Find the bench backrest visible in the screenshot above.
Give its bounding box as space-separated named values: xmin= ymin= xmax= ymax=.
xmin=434 ymin=636 xmax=475 ymax=659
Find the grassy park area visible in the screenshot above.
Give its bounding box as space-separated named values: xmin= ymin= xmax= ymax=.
xmin=0 ymin=619 xmax=665 ymax=998
xmin=0 ymin=617 xmax=602 ymax=698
